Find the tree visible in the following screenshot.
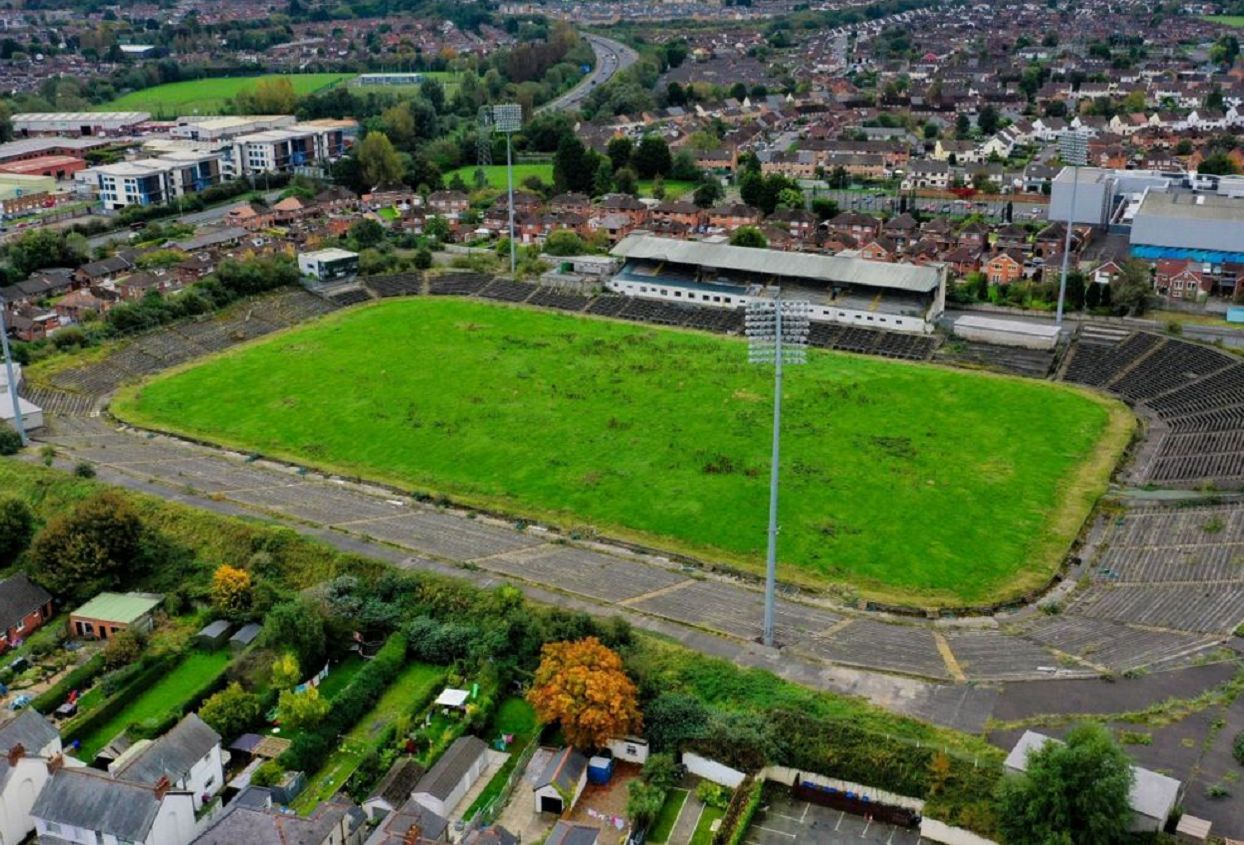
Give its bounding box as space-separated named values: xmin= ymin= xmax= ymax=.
xmin=955 ymin=112 xmax=971 ymax=137
xmin=102 ymin=629 xmax=142 ymax=669
xmin=776 ymin=187 xmax=804 ymax=209
xmin=349 ymin=218 xmax=386 ymax=248
xmin=729 ymin=226 xmax=769 ymax=249
xmin=28 ymin=491 xmax=142 ymax=599
xmin=0 ymin=425 xmax=20 ymax=456
xmin=811 ymin=197 xmax=839 ymax=221
xmin=1198 ymin=151 xmax=1239 ymax=176
xmin=261 ymin=598 xmax=326 ymax=669
xmin=199 ymin=682 xmax=263 ymax=739
xmin=357 ymin=131 xmax=404 ymax=189
xmin=527 ymin=637 xmax=641 ymax=748
xmin=693 ymin=180 xmax=723 ymax=209
xmin=211 ymin=564 xmax=252 ymax=617
xmin=627 ymin=780 xmax=665 ymax=829
xmin=545 ymin=229 xmax=587 ymax=256
xmin=592 ymin=159 xmax=614 ymax=197
xmin=235 ymin=77 xmax=295 ymax=114
xmin=645 ymin=692 xmax=708 ymax=752
xmin=632 ymin=136 xmax=672 ymax=179
xmin=277 ymin=686 xmax=330 ymax=730
xmin=650 ymin=174 xmax=666 ymax=200
xmin=1111 ymin=259 xmax=1151 ymax=316
xmin=553 ymin=134 xmax=594 ymax=194
xmin=978 ymin=104 xmax=1000 ymax=135
xmin=414 ymin=248 xmax=434 ymax=270
xmin=271 ymin=653 xmax=301 ymax=690
xmin=996 ymin=723 xmax=1134 ymax=845
xmin=607 ymin=136 xmax=633 ymax=172
xmin=614 ymin=167 xmax=638 ymax=196
xmin=0 ymin=497 xmax=34 ymax=566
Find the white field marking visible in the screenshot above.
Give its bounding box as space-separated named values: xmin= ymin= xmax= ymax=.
xmin=835 ymin=812 xmax=844 ymax=831
xmin=887 ymin=826 xmax=896 ymax=845
xmin=861 ymin=819 xmax=871 ymax=838
xmin=800 ymin=803 xmax=810 ymax=823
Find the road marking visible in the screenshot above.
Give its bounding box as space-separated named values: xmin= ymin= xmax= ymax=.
xmin=800 ymin=802 xmax=809 ymax=823
xmin=861 ymin=819 xmax=871 ymax=838
xmin=887 ymin=826 xmax=896 ymax=844
xmin=617 ymin=578 xmax=698 ymax=607
xmin=932 ymin=631 xmax=966 ymax=681
xmin=835 ymin=811 xmax=844 ymax=831
xmin=753 ymin=826 xmax=795 ymax=839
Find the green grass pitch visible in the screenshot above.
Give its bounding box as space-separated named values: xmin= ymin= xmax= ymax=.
xmin=113 ymin=298 xmax=1131 ymax=606
xmin=98 ymin=73 xmax=356 ymax=118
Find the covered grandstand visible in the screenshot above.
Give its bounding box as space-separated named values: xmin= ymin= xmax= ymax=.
xmin=608 ymin=235 xmax=946 ymax=334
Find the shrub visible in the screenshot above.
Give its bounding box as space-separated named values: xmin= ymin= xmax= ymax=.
xmin=0 ymin=496 xmax=34 ymax=566
xmin=251 ymin=759 xmax=284 ymax=787
xmin=1233 ymin=730 xmax=1244 ymax=766
xmin=0 ymin=424 xmax=21 ymax=455
xmin=101 ymin=629 xmax=143 ymax=670
xmin=642 ymin=753 xmax=680 ymax=790
xmin=277 ymin=686 xmax=330 ymax=730
xmin=696 ymin=780 xmax=731 ymax=809
xmin=199 ymin=682 xmax=263 ymax=739
xmin=72 ymin=461 xmax=96 ymax=478
xmin=39 ymin=445 xmax=55 ymax=466
xmin=627 ymin=779 xmax=666 ymax=829
xmin=713 ymin=776 xmax=762 ymax=845
xmin=211 ymin=564 xmax=253 ymax=617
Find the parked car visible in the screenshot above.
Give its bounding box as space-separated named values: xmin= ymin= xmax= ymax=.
xmin=10 ymin=694 xmax=32 ymax=710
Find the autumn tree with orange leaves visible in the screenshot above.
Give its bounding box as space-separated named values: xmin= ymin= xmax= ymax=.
xmin=527 ymin=637 xmax=642 ymax=748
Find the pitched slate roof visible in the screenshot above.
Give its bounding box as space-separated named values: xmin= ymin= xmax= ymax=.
xmin=0 ymin=709 xmax=58 ymax=754
xmin=535 ymin=747 xmax=588 ymax=793
xmin=413 ymin=735 xmax=488 ymax=801
xmin=192 ymin=797 xmax=357 ymax=845
xmin=31 ymin=766 xmax=166 ymax=842
xmin=367 ymin=797 xmax=449 ymax=844
xmin=546 ymin=821 xmax=600 ymax=845
xmin=367 ymin=757 xmax=426 ymax=808
xmin=117 ymin=713 xmax=220 ymax=786
xmin=0 ymin=573 xmax=51 ymax=631
xmin=463 ymin=825 xmax=520 ymax=845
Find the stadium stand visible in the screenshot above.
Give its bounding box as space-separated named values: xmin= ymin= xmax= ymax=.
xmin=526 ymin=287 xmax=591 ymax=312
xmin=428 ymin=272 xmax=491 ymax=296
xmin=363 ymin=272 xmax=424 ymax=298
xmin=328 ymin=288 xmax=373 ymax=307
xmin=478 ymin=278 xmax=537 ymax=303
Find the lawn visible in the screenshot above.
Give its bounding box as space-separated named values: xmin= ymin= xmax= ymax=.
xmin=291 ymin=661 xmax=444 ymax=814
xmin=649 ymin=788 xmax=689 ymax=843
xmin=1203 ymin=14 xmax=1244 ymax=26
xmin=462 ymin=698 xmax=539 ymax=821
xmin=99 ymin=73 xmax=355 ymax=118
xmin=113 ymin=298 xmax=1131 ymax=606
xmin=689 ymin=805 xmax=725 ymax=845
xmin=74 ymin=650 xmax=232 ymax=760
xmin=443 ymin=164 xmax=692 ymax=199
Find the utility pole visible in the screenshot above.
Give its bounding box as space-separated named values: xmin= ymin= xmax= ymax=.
xmin=745 ymin=295 xmax=809 ymax=647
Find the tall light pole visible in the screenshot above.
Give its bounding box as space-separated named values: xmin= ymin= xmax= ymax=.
xmin=1055 ymin=131 xmax=1088 ymax=328
xmin=746 ymin=294 xmax=809 ymax=648
xmin=0 ymin=297 xmax=27 ymax=447
xmin=489 ymin=104 xmax=523 ymax=276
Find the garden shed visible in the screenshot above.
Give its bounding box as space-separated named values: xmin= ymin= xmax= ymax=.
xmin=195 ymin=620 xmax=232 ymax=650
xmin=68 ymin=592 xmax=163 ymax=640
xmin=533 ymin=747 xmax=588 ymax=815
xmin=411 ymin=735 xmax=489 ymax=818
xmin=230 ymin=623 xmax=262 ymax=651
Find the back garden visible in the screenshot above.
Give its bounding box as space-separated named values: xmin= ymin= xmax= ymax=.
xmin=0 ymin=457 xmax=1005 ymax=838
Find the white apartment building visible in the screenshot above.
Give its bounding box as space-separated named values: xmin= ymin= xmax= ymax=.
xmin=230 ymin=119 xmax=355 ymax=178
xmin=87 ymin=151 xmax=222 ymax=211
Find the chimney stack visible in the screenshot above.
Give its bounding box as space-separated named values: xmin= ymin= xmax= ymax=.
xmin=154 ymin=775 xmax=171 ymax=801
xmin=403 ymin=823 xmax=423 ymax=845
xmin=6 ymin=743 xmax=24 ymax=766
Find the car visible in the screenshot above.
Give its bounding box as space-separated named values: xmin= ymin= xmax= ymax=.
xmin=940 ymin=204 xmax=951 ymax=212
xmin=9 ymin=694 xmax=32 ymax=711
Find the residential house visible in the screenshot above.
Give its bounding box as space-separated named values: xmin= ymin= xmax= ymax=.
xmin=651 ymin=200 xmax=700 ymax=228
xmin=73 ymin=256 xmax=133 ymax=288
xmin=546 ymin=822 xmax=600 ymax=845
xmin=957 ymin=221 xmax=990 ymax=251
xmin=54 ymin=289 xmax=108 ymax=324
xmin=461 ymin=826 xmax=519 ymax=845
xmin=533 ymin=747 xmax=588 ymax=816
xmin=363 ymin=758 xmax=426 ymax=821
xmin=597 ymin=194 xmax=649 ymax=226
xmin=858 ymin=237 xmax=899 ymax=262
xmin=550 ymin=193 xmax=592 ymax=217
xmin=0 ymin=711 xmax=66 ymax=845
xmin=902 ymin=159 xmax=951 ymax=190
xmin=826 ymin=212 xmax=881 ymax=242
xmin=882 ymin=212 xmax=920 ymax=248
xmin=706 ymin=203 xmax=761 ymax=231
xmin=410 ymin=736 xmax=489 ymax=819
xmin=363 ymin=797 xmax=448 ymax=845
xmin=0 ymin=574 xmax=52 ymax=652
xmin=985 ymin=250 xmax=1025 ymax=285
xmin=192 ymin=786 xmax=365 ymax=845
xmin=426 ymin=191 xmax=469 ymax=217
xmin=113 ymin=714 xmax=224 ymax=812
xmin=31 ymin=767 xmax=199 ymax=845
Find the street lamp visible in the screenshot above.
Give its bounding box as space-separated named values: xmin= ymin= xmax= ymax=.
xmin=488 ymin=104 xmax=523 ymax=276
xmin=745 ymin=294 xmax=809 ymax=648
xmin=0 ymin=297 xmax=27 ymax=447
xmin=1055 ymin=131 xmax=1088 ymax=328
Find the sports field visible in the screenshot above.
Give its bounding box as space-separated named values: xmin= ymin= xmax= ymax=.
xmin=113 ymin=298 xmax=1131 ymax=606
xmin=1203 ymin=14 xmax=1244 ymax=26
xmin=99 ymin=73 xmax=355 ymax=117
xmin=443 ymin=163 xmax=694 ymax=198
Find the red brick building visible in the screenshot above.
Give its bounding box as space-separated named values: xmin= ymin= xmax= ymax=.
xmin=0 ymin=574 xmax=53 ymax=652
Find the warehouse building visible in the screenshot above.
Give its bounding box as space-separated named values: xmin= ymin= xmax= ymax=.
xmin=1047 ymin=167 xmax=1120 ymax=227
xmin=0 ymin=137 xmax=112 ymax=165
xmin=85 ymin=151 xmax=223 ymax=211
xmin=0 ymin=155 xmax=87 ymax=180
xmin=12 ymin=111 xmax=150 ymax=137
xmin=609 ymin=235 xmax=946 ymax=334
xmin=1130 ymin=189 xmax=1244 ymax=264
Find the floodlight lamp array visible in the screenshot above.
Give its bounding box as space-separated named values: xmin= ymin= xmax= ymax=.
xmin=745 ymin=300 xmax=810 ymax=365
xmin=492 ymin=104 xmax=523 ymax=133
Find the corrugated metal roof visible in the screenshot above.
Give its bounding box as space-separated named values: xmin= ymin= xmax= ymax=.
xmin=71 ymin=592 xmax=162 ymax=624
xmin=610 ymin=235 xmax=941 ymax=293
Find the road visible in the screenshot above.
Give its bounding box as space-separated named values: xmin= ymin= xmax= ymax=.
xmin=539 ymin=33 xmax=639 ymax=114
xmin=85 ymin=189 xmax=284 ymax=250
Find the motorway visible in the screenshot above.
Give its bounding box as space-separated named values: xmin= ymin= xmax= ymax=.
xmin=539 ymin=33 xmax=639 ymax=114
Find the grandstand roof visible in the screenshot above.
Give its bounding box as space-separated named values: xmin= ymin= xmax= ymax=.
xmin=611 ymin=235 xmax=941 ymax=294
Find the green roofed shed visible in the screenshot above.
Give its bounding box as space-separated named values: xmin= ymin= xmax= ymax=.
xmin=69 ymin=592 xmax=163 ymax=641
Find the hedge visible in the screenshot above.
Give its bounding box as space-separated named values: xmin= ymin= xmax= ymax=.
xmin=713 ymin=776 xmax=762 ymax=845
xmin=281 ymin=634 xmax=408 ymax=772
xmin=33 ymin=653 xmax=106 ymax=714
xmin=61 ymin=654 xmax=179 ymax=747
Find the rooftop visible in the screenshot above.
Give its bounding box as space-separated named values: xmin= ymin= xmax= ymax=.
xmin=413 ymin=735 xmax=488 ymax=801
xmin=1135 ymin=189 xmax=1244 ymax=224
xmin=71 ymin=592 xmax=163 ymax=624
xmin=611 ymin=235 xmax=942 ymax=294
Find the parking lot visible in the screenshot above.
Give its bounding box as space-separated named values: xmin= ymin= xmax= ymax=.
xmin=743 ymin=792 xmax=923 ymax=845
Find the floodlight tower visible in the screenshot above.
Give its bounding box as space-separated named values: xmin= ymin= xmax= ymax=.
xmin=1055 ymin=131 xmax=1088 ymax=328
xmin=0 ymin=296 xmax=27 ymax=447
xmin=490 ymin=104 xmax=524 ymax=276
xmin=746 ymin=294 xmax=810 ymax=648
